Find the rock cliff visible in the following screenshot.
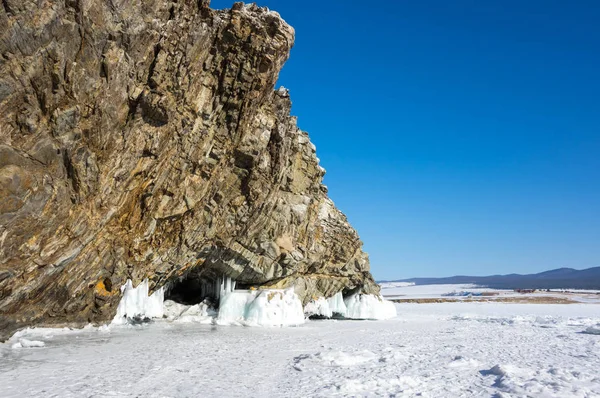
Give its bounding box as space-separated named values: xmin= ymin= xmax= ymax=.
xmin=0 ymin=0 xmax=379 ymax=339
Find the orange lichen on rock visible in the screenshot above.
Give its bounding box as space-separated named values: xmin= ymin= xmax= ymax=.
xmin=94 ymin=280 xmax=113 ymax=297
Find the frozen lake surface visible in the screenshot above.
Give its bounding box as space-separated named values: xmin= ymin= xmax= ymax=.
xmin=380 ymin=282 xmax=600 ymax=303
xmin=2 ymin=300 xmax=600 ymax=397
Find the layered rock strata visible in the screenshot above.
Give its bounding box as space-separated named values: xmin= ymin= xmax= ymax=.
xmin=0 ymin=0 xmax=379 ymax=339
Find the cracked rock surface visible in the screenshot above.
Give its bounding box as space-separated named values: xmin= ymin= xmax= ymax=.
xmin=0 ymin=0 xmax=379 ymax=339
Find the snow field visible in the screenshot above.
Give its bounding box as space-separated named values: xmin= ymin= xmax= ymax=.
xmin=380 ymin=282 xmax=600 ymax=303
xmin=2 ymin=301 xmax=599 ymax=397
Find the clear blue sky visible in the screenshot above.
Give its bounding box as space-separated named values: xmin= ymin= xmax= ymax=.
xmin=211 ymin=1 xmax=600 ymax=279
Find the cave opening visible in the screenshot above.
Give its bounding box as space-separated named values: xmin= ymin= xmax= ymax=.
xmin=164 ymin=273 xmax=237 ymax=307
xmin=165 ymin=274 xmax=219 ymax=306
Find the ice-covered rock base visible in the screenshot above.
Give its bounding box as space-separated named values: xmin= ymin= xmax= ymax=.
xmin=217 ymin=288 xmax=305 ymax=326
xmin=304 ymin=292 xmax=396 ymax=320
xmin=112 ymin=279 xmax=164 ymax=324
xmin=344 ymin=294 xmax=397 ymax=320
xmin=304 ymin=292 xmax=348 ymax=318
xmin=111 ymin=279 xmax=396 ymax=327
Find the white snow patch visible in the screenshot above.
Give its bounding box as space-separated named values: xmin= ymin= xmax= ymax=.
xmin=344 ymin=294 xmax=397 ymax=320
xmin=379 ymin=281 xmax=416 ymax=289
xmin=112 ymin=279 xmax=164 ymax=324
xmin=276 ymin=86 xmax=289 ymax=96
xmin=6 ymin=324 xmax=100 ymax=344
xmin=447 ymin=355 xmax=480 ymax=368
xmin=318 ymin=198 xmax=335 ymax=221
xmin=318 ymin=350 xmax=378 ymax=366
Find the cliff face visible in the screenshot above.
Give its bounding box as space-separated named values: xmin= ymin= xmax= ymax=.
xmin=0 ymin=0 xmax=378 ymax=339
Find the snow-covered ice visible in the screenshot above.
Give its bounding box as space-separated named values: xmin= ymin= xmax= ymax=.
xmin=381 ymin=283 xmax=495 ymax=298
xmin=380 ymin=282 xmax=600 ymax=303
xmin=2 ymin=292 xmax=600 ymax=397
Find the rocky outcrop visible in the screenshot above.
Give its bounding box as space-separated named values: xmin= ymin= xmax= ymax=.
xmin=0 ymin=0 xmax=379 ymax=339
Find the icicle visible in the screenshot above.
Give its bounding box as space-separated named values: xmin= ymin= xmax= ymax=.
xmin=217 ymin=288 xmax=305 ymax=327
xmin=112 ymin=279 xmax=164 ymax=324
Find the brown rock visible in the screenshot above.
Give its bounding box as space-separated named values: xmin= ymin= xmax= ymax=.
xmin=0 ymin=1 xmax=379 ymax=340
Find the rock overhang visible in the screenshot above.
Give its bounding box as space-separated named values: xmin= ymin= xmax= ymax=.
xmin=0 ymin=0 xmax=379 ymax=340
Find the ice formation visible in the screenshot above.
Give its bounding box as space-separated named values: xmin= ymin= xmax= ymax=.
xmin=304 ymin=292 xmax=348 ymax=318
xmin=110 ymin=276 xmax=393 ymax=327
xmin=583 ymin=325 xmax=600 ymax=335
xmin=304 ymin=297 xmax=332 ymax=318
xmin=112 ymin=279 xmax=164 ymax=324
xmin=219 ymin=276 xmax=236 ymax=300
xmin=11 ymin=338 xmax=45 ymax=349
xmin=217 ymin=288 xmax=305 ymax=327
xmin=163 ymin=300 xmax=216 ymax=324
xmin=344 ymin=294 xmax=397 ymax=320
xmin=327 ymin=291 xmax=348 ymax=316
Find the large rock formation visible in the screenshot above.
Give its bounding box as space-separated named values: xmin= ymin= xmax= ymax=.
xmin=0 ymin=0 xmax=379 ymax=339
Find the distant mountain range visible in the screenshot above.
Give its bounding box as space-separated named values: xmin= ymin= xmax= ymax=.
xmin=381 ymin=267 xmax=600 ymax=290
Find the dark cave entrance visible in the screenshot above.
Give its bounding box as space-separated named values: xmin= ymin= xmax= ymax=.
xmin=165 ymin=274 xmax=221 ymax=306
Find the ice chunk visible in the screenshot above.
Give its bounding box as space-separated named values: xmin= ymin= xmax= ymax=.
xmin=217 ymin=288 xmax=305 ymax=327
xmin=582 ymin=326 xmax=600 ymax=335
xmin=344 ymin=294 xmax=397 ymax=320
xmin=112 ymin=279 xmax=164 ymax=324
xmin=12 ymin=338 xmax=45 ymax=349
xmin=163 ymin=300 xmax=189 ymax=319
xmin=176 ymin=301 xmax=216 ymax=324
xmin=163 ymin=299 xmax=216 ymax=324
